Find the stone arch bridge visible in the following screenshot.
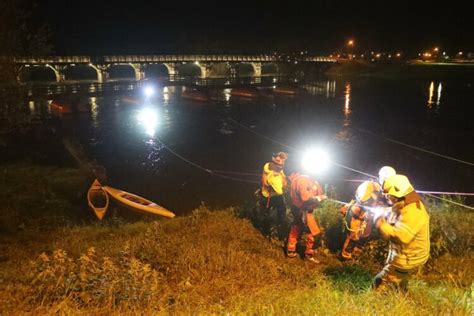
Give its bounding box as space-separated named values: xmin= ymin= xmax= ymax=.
xmin=13 ymin=55 xmax=336 ymax=82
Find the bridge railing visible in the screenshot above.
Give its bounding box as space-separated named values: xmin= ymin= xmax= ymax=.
xmin=300 ymin=56 xmax=338 ymax=62
xmin=12 ymin=55 xmax=333 ymax=64
xmin=102 ymin=55 xmax=277 ymax=63
xmin=13 ymin=56 xmax=91 ymax=64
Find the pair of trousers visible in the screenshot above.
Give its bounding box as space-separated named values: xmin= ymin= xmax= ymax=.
xmin=373 ymin=264 xmax=417 ymax=292
xmin=287 ymin=207 xmax=321 ymax=255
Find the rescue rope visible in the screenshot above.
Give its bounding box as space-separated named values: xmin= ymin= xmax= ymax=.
xmin=228 ymin=118 xmax=294 ymax=150
xmin=211 ymin=170 xmax=260 ymax=176
xmin=355 ymin=127 xmax=474 ymax=167
xmin=154 ymin=137 xmax=260 ymax=185
xmin=329 ymin=180 xmax=474 ymax=196
xmin=228 ymin=118 xmax=474 ymax=210
xmin=424 ymin=194 xmax=474 ymax=210
xmin=327 ymin=199 xmax=371 ymax=233
xmin=417 ymin=190 xmax=474 ymax=196
xmin=159 ymin=111 xmax=474 ymax=209
xmin=228 ymin=118 xmax=378 ymax=179
xmin=207 ymin=173 xmax=474 ymax=198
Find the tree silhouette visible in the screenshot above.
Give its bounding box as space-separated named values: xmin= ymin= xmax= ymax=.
xmin=0 ymin=0 xmax=52 ymax=143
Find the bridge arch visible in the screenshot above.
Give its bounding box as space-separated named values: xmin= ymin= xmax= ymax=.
xmin=207 ymin=63 xmax=231 ymax=78
xmin=62 ymin=64 xmax=99 ymax=81
xmin=261 ymin=63 xmax=279 ymax=76
xmin=177 ymin=63 xmax=203 ymax=78
xmin=144 ymin=64 xmax=170 ymax=79
xmin=18 ymin=65 xmax=59 ymax=82
xmin=235 ymin=63 xmax=255 ymax=77
xmin=108 ymin=64 xmax=137 ymax=80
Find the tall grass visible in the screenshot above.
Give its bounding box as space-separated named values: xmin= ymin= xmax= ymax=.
xmin=0 ymin=163 xmax=472 ymax=314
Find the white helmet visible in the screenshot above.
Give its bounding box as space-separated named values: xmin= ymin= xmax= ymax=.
xmin=355 ymin=181 xmax=378 ymax=205
xmin=378 ymin=166 xmax=396 ymax=185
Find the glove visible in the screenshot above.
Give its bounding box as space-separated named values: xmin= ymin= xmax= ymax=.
xmin=316 ymin=195 xmax=328 ymax=202
xmin=340 ymin=206 xmax=348 ymax=215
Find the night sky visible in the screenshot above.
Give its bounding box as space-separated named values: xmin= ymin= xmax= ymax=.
xmin=33 ymin=0 xmax=473 ymax=55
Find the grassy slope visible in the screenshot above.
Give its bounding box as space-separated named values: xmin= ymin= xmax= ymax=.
xmin=325 ymin=60 xmax=474 ymax=79
xmin=0 ymin=163 xmax=472 ymax=314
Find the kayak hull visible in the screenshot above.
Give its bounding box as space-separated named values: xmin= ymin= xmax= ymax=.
xmin=103 ymin=186 xmax=175 ymax=218
xmin=87 ymin=179 xmax=109 ymax=220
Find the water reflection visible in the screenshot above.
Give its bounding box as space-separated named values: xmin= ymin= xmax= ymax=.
xmin=304 ymin=80 xmax=336 ymax=98
xmin=335 ymin=82 xmax=352 ymax=142
xmin=90 ymin=97 xmax=99 ymax=127
xmin=427 ymin=81 xmax=442 ymax=108
xmin=28 ymin=101 xmax=35 ymax=114
xmin=46 ymin=100 xmax=52 ymax=115
xmin=343 ymin=82 xmax=351 ymax=126
xmin=437 ymin=82 xmax=442 ymax=106
xmin=89 ymin=84 xmax=96 ymax=93
xmin=163 ymin=87 xmax=170 ymax=105
xmin=224 ymin=88 xmax=231 ymax=103
xmin=327 ymin=80 xmax=336 ymax=98
xmin=428 ymin=81 xmax=434 ymax=107
xmin=144 ymin=142 xmax=166 ymax=173
xmin=137 ymin=107 xmax=159 ymax=137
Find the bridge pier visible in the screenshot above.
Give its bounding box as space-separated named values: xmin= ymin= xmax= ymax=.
xmin=46 ymin=65 xmax=65 ymax=82
xmin=130 ymin=63 xmax=145 ymax=81
xmin=88 ymin=64 xmax=109 ymax=83
xmin=198 ymin=62 xmax=213 ymax=78
xmin=251 ymin=62 xmax=262 ymax=77
xmin=163 ymin=63 xmax=177 ymax=79
xmin=229 ymin=64 xmax=237 ymax=77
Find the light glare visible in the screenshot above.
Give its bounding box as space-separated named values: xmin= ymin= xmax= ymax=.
xmin=144 ymin=86 xmax=155 ymax=97
xmin=302 ymin=148 xmax=331 ymax=174
xmin=137 ymin=108 xmax=158 ymax=137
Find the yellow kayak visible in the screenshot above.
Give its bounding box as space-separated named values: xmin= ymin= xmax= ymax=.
xmin=103 ymin=185 xmax=175 ymax=219
xmin=87 ymin=179 xmax=109 ymax=220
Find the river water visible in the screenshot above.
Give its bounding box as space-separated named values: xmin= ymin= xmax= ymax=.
xmin=26 ymin=77 xmax=474 ymax=214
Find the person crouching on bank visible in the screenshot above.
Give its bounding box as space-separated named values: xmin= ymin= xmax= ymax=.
xmin=374 ymin=174 xmax=430 ymax=292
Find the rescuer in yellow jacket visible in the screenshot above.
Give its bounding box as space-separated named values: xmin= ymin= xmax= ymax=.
xmin=374 ymin=174 xmax=430 ymax=291
xmin=260 ymin=152 xmax=288 ymax=223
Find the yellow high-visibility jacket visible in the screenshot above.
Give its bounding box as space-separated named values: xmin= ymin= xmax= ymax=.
xmin=261 ymin=163 xmax=286 ymax=198
xmin=379 ymin=196 xmax=430 ymax=270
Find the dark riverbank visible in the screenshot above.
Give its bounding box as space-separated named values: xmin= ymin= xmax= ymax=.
xmin=325 ymin=60 xmax=474 ymax=80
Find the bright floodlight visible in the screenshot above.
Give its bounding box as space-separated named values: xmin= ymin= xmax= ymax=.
xmin=144 ymin=86 xmax=155 ymax=97
xmin=137 ymin=107 xmax=158 ymax=137
xmin=301 ymin=148 xmax=331 ymax=174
